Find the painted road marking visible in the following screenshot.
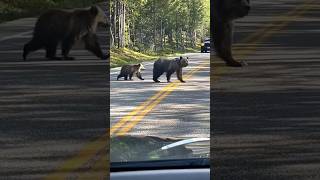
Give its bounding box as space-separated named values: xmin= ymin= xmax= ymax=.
xmin=44 ymin=133 xmax=108 ymax=180
xmin=114 ymin=62 xmax=209 ymax=136
xmin=240 ymin=0 xmax=315 ymax=44
xmin=236 ymin=0 xmax=316 ymax=59
xmin=45 ymin=0 xmax=316 ymax=178
xmin=44 ymin=61 xmax=208 ymax=179
xmin=110 ymin=82 xmax=176 ymax=135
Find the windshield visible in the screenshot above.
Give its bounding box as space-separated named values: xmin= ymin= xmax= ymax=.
xmin=110 ymin=0 xmax=210 ymax=167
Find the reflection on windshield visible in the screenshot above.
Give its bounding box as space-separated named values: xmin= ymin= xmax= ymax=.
xmin=111 ymin=136 xmax=209 ymax=162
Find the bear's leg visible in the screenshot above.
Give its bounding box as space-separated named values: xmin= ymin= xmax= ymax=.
xmin=62 ymin=37 xmax=75 ymax=60
xmin=214 ymin=22 xmax=243 ymax=67
xmin=153 ymin=70 xmax=163 ymax=83
xmin=136 ymin=72 xmax=144 ymax=80
xmin=46 ymin=41 xmax=62 ymax=60
xmin=83 ymin=33 xmax=107 ymax=60
xmin=129 ymin=73 xmax=134 ymax=80
xmin=124 ymin=75 xmax=128 ymax=80
xmin=117 ymin=74 xmax=123 ymax=80
xmin=23 ymin=39 xmax=43 ymax=61
xmin=166 ymin=71 xmax=174 ymax=83
xmin=176 ymin=69 xmax=185 ymax=83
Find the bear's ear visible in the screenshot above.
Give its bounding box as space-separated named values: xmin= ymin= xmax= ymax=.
xmin=180 ymin=56 xmax=183 ymax=60
xmin=90 ymin=6 xmax=98 ymax=16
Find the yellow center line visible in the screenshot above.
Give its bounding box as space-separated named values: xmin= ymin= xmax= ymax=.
xmin=45 ymin=0 xmax=315 ymax=178
xmin=115 ymin=62 xmax=209 ymax=136
xmin=110 ymin=82 xmax=176 ymax=135
xmin=44 ymin=133 xmax=108 ymax=180
xmin=44 ymin=62 xmax=208 ymax=179
xmin=77 ymin=150 xmax=108 ymax=180
xmin=240 ymin=0 xmax=315 ymax=44
xmin=111 ymin=61 xmax=209 ymax=135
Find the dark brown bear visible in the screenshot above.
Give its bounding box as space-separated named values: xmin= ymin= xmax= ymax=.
xmin=212 ymin=0 xmax=250 ymax=67
xmin=117 ymin=63 xmax=145 ymax=81
xmin=153 ymin=56 xmax=189 ymax=83
xmin=23 ymin=6 xmax=109 ymax=61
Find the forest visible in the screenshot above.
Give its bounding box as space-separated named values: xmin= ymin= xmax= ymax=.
xmin=110 ymin=0 xmax=210 ymax=55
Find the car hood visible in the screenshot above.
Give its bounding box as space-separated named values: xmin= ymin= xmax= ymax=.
xmin=110 ymin=135 xmax=209 ymax=162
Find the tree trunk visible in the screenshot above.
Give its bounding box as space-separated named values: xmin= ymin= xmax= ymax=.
xmin=113 ymin=0 xmax=117 ymax=47
xmin=160 ymin=19 xmax=163 ymax=49
xmin=153 ymin=0 xmax=157 ymax=51
xmin=117 ymin=1 xmax=120 ymax=48
xmin=175 ymin=12 xmax=178 ymax=50
xmin=122 ymin=3 xmax=126 ymax=47
xmin=117 ymin=1 xmax=125 ymax=48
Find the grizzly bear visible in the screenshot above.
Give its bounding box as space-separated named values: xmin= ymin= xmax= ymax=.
xmin=212 ymin=0 xmax=250 ymax=66
xmin=117 ymin=63 xmax=145 ymax=81
xmin=23 ymin=5 xmax=109 ymax=61
xmin=153 ymin=56 xmax=189 ymax=83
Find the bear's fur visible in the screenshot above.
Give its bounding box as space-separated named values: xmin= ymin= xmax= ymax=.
xmin=117 ymin=63 xmax=145 ymax=81
xmin=212 ymin=0 xmax=250 ymax=67
xmin=23 ymin=5 xmax=109 ymax=61
xmin=153 ymin=56 xmax=188 ymax=83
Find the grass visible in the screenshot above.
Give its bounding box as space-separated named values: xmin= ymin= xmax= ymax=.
xmin=111 ymin=45 xmax=201 ymax=68
xmin=111 ymin=48 xmax=158 ymax=68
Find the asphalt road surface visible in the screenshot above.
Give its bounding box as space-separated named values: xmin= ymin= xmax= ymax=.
xmin=2 ymin=0 xmax=319 ymax=179
xmin=110 ymin=53 xmax=210 ymax=138
xmin=212 ymin=0 xmax=320 ymax=179
xmin=0 ymin=3 xmax=109 ymax=180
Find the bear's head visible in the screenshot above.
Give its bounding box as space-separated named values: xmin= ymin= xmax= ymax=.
xmin=137 ymin=63 xmax=146 ymax=71
xmin=216 ymin=0 xmax=250 ymax=21
xmin=178 ymin=56 xmax=189 ymax=67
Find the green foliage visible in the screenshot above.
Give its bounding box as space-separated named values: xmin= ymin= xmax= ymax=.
xmin=111 ymin=46 xmax=199 ymax=68
xmin=111 ymin=0 xmax=210 ymax=54
xmin=111 ymin=48 xmax=158 ymax=68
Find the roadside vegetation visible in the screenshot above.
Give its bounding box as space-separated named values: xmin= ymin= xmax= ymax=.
xmin=111 ymin=46 xmax=199 ymax=68
xmin=111 ymin=0 xmax=210 ymax=67
xmin=0 ymin=0 xmax=104 ymax=23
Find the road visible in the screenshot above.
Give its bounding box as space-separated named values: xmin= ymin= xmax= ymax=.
xmin=110 ymin=53 xmax=210 ymax=138
xmin=0 ymin=3 xmax=109 ymax=180
xmin=212 ymin=0 xmax=320 ymax=179
xmin=0 ymin=2 xmax=210 ymax=179
xmin=2 ymin=0 xmax=319 ymax=179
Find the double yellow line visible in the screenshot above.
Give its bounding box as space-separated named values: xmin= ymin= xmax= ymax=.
xmin=45 ymin=60 xmax=209 ymax=180
xmin=234 ymin=0 xmax=316 ymax=59
xmin=45 ymin=0 xmax=316 ymax=178
xmin=111 ymin=61 xmax=209 ymax=136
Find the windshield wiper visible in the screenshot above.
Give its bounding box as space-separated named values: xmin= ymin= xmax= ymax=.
xmin=161 ymin=138 xmax=210 ymax=150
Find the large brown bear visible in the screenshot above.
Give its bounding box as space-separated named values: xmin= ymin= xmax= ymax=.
xmin=153 ymin=57 xmax=189 ymax=83
xmin=212 ymin=0 xmax=250 ymax=67
xmin=23 ymin=5 xmax=109 ymax=61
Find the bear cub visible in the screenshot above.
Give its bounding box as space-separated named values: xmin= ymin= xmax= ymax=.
xmin=117 ymin=63 xmax=145 ymax=80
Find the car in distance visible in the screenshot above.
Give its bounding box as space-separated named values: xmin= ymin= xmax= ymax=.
xmin=201 ymin=38 xmax=210 ymax=53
